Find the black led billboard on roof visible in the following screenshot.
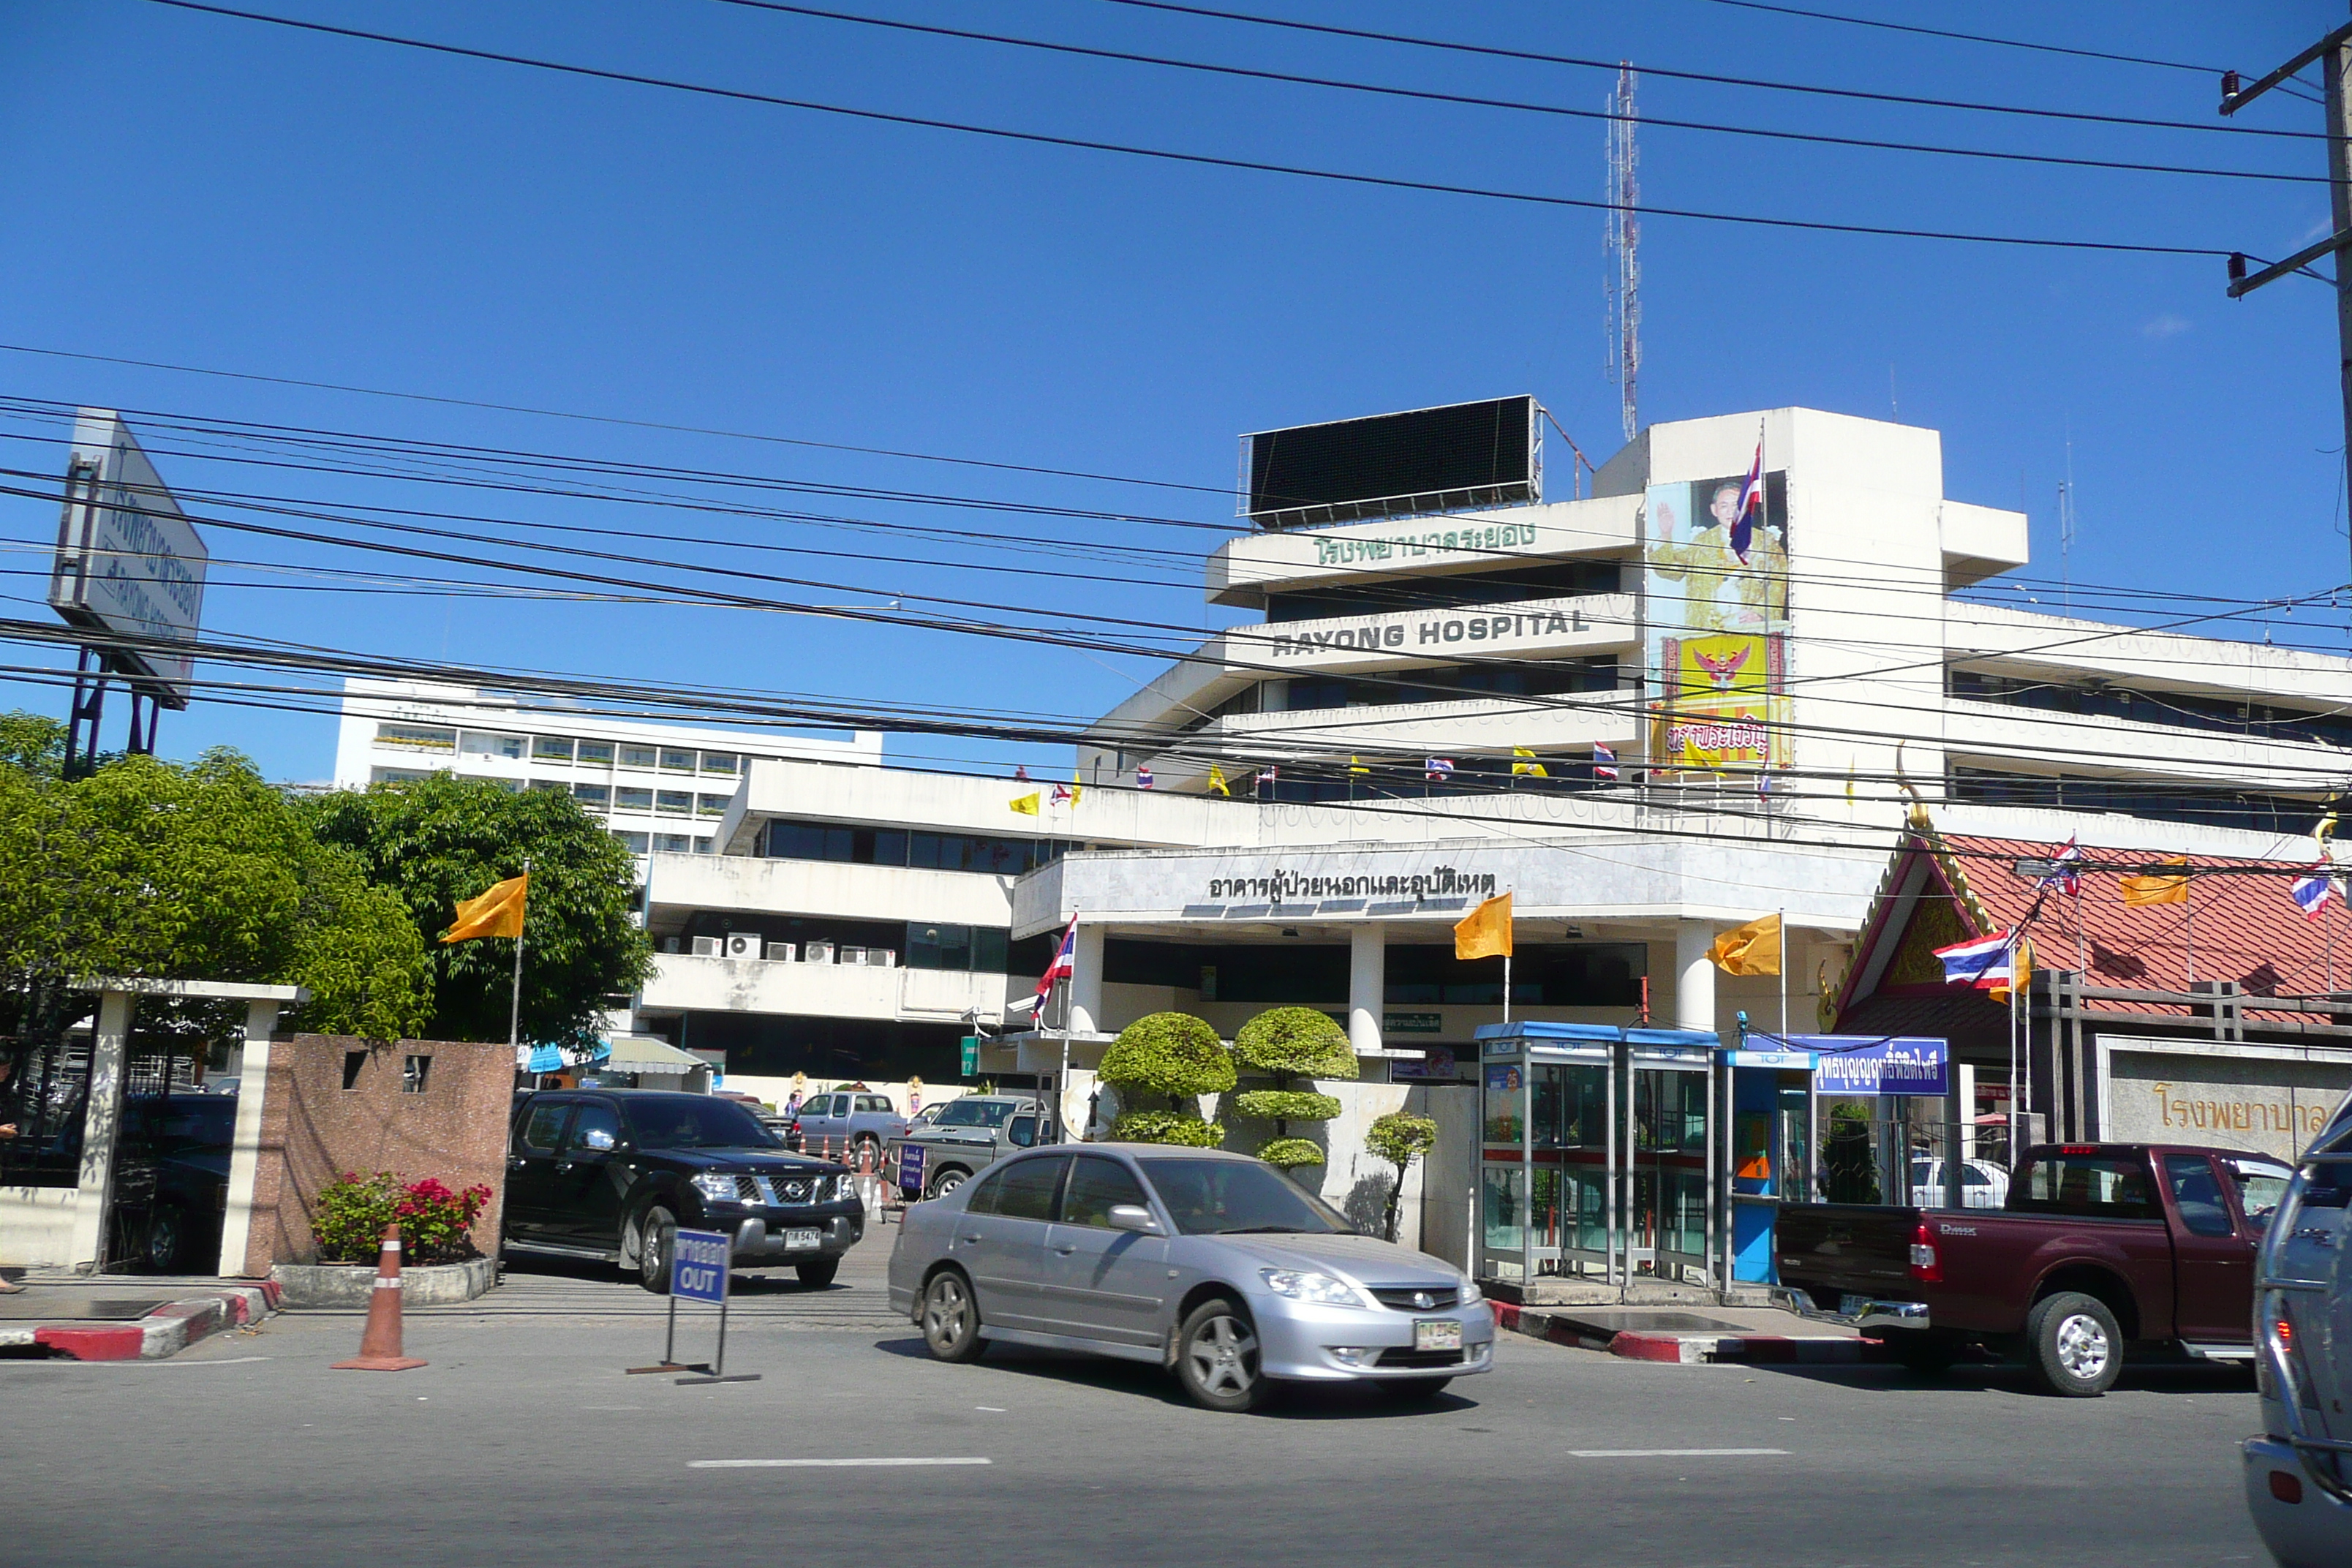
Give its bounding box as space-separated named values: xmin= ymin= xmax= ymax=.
xmin=1242 ymin=396 xmax=1538 ymax=531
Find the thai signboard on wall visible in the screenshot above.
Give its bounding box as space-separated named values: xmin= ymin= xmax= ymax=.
xmin=2102 ymin=1039 xmax=2351 ymax=1162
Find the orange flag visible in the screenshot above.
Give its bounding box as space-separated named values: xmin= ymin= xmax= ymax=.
xmin=2119 ymin=858 xmax=2188 ymax=907
xmin=442 ymin=873 xmax=528 ymax=942
xmin=1455 ymin=892 xmax=1514 ymax=961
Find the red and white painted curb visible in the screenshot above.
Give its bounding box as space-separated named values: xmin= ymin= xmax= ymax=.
xmin=1493 ymin=1300 xmax=1887 ymax=1365
xmin=0 ymin=1282 xmax=281 ymax=1362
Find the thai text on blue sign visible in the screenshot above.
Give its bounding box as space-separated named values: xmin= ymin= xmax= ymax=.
xmin=899 ymin=1141 xmax=927 ymax=1195
xmin=670 ymin=1228 xmax=731 ymax=1303
xmin=1783 ymin=1035 xmax=1950 ymax=1097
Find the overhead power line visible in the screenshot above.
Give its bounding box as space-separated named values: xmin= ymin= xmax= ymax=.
xmin=143 ymin=0 xmax=2230 ymax=259
xmin=1097 ymin=0 xmax=2326 ymax=140
xmin=1686 ymin=1 xmax=2222 ymax=76
xmin=709 ymin=0 xmax=2323 ymax=184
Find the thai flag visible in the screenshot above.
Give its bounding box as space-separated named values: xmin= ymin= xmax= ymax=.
xmin=2040 ymin=837 xmax=2082 ymax=897
xmin=1593 ymin=742 xmax=1620 ymax=780
xmin=1934 ymin=930 xmax=2013 ymax=990
xmin=1731 ymin=436 xmax=1765 ymax=564
xmin=1256 ymin=766 xmax=1278 ymax=789
xmin=2291 ymin=867 xmax=2337 ymax=920
xmin=1135 ymin=765 xmax=1153 ymax=790
xmin=1052 ymin=781 xmax=1074 ymax=804
xmin=1425 ymin=758 xmax=1454 ymax=780
xmin=1033 ymin=915 xmax=1078 ymax=1013
xmin=1014 ymin=765 xmax=1030 ymax=781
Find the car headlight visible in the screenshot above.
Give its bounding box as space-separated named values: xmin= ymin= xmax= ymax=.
xmin=1460 ymin=1276 xmax=1485 ymax=1305
xmin=1260 ymin=1268 xmax=1372 ymax=1308
xmin=833 ymin=1174 xmax=859 ymax=1202
xmin=691 ymin=1172 xmax=739 ymax=1204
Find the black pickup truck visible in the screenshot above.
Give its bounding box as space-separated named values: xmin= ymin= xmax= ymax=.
xmin=1779 ymin=1142 xmax=2294 ymax=1395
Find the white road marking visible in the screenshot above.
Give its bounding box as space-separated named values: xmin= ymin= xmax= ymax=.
xmin=691 ymin=1458 xmax=992 ymax=1469
xmin=81 ymin=1356 xmax=274 ymax=1367
xmin=1569 ymin=1448 xmax=1790 ymax=1458
xmin=975 ymin=1406 xmax=1006 ymax=1412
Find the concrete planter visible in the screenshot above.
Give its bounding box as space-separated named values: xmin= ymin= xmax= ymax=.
xmin=272 ymin=1254 xmax=498 ymax=1308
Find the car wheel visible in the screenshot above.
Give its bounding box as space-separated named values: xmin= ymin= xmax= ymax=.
xmin=927 ymin=1167 xmax=968 ymax=1200
xmin=1882 ymin=1328 xmax=1962 ymax=1377
xmin=2025 ymin=1291 xmax=2121 ymax=1398
xmin=637 ymin=1205 xmax=677 ymax=1294
xmin=1176 ymin=1298 xmax=1267 ymax=1413
xmin=796 ymin=1258 xmax=840 ymax=1289
xmin=1373 ymin=1376 xmax=1452 ymax=1402
xmin=144 ymin=1205 xmax=184 ymax=1273
xmin=921 ymin=1270 xmax=985 ymax=1362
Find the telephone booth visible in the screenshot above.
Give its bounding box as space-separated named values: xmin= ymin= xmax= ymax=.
xmin=1474 ymin=1022 xmax=1722 ymax=1287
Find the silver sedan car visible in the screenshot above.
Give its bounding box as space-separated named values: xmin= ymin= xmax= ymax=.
xmin=886 ymin=1144 xmax=1494 ymax=1411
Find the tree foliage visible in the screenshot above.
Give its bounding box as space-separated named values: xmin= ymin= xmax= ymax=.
xmin=1107 ymin=1109 xmax=1226 ymax=1147
xmin=1098 ymin=1011 xmax=1235 ymax=1102
xmin=1232 ymin=1090 xmax=1342 ymax=1124
xmin=1231 ymin=1006 xmax=1357 ymax=1080
xmin=0 ymin=746 xmax=432 ymax=1044
xmin=1255 ymin=1136 xmax=1325 ymax=1170
xmin=1365 ymin=1111 xmax=1440 ymax=1243
xmin=303 ymin=774 xmax=652 ymax=1045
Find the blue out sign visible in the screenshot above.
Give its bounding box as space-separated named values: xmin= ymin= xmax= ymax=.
xmin=670 ymin=1228 xmax=731 ymax=1303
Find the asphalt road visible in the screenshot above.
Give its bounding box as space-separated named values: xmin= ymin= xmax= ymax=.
xmin=0 ymin=1235 xmax=2274 ymax=1568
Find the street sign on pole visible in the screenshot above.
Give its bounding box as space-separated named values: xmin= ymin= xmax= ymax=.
xmin=898 ymin=1141 xmax=927 ymax=1200
xmin=960 ymin=1034 xmax=979 ymax=1076
xmin=626 ymin=1228 xmax=760 ymax=1385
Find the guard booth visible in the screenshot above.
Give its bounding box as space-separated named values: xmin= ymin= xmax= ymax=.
xmin=1724 ymin=1039 xmax=1822 ymax=1283
xmin=1474 ymin=1022 xmax=1720 ymax=1287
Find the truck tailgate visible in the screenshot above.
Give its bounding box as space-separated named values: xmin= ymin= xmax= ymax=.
xmin=1777 ymin=1205 xmax=1921 ymax=1305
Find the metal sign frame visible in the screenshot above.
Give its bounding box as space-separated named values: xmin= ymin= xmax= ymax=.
xmin=626 ymin=1228 xmax=760 ymax=1385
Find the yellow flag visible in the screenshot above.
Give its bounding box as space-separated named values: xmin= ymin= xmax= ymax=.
xmin=1067 ymin=772 xmax=1084 ymax=808
xmin=1708 ymin=913 xmax=1782 ymax=976
xmin=1009 ymin=792 xmax=1040 ymax=815
xmin=1991 ymin=935 xmax=2032 ymax=1004
xmin=1348 ymin=755 xmax=1370 ymax=775
xmin=1511 ymin=746 xmax=1548 ymax=778
xmin=442 ymin=873 xmax=527 ymax=943
xmin=1207 ymin=766 xmax=1231 ymax=797
xmin=2120 ymin=856 xmax=2188 ymax=906
xmin=1454 ymin=892 xmax=1513 ymax=960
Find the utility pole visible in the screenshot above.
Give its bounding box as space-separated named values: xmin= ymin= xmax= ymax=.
xmin=2222 ymin=18 xmax=2352 ymax=586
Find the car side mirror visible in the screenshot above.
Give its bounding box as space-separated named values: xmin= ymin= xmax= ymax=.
xmin=1106 ymin=1205 xmax=1161 ymax=1235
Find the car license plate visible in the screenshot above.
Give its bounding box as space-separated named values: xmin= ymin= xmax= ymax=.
xmin=783 ymin=1227 xmax=823 ymax=1251
xmin=1414 ymin=1319 xmax=1462 ymax=1352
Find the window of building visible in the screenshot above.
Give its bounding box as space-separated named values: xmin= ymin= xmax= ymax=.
xmin=1949 ymin=766 xmax=2319 ymax=835
xmin=754 ymin=817 xmax=1073 ymax=875
xmin=459 ymin=731 xmax=527 ymax=760
xmin=484 ymin=777 xmax=524 ymax=792
xmin=611 ymin=830 xmax=651 ymax=853
xmin=660 ymin=747 xmax=697 ymax=772
xmin=902 ymin=924 xmax=1017 ymax=973
xmin=1275 ymin=656 xmax=1618 ymax=715
xmin=576 ymin=740 xmax=614 ymax=765
xmin=370 ymin=766 xmax=431 ymax=785
xmin=531 ymin=736 xmax=575 ymax=762
xmin=694 ymin=837 xmax=715 ymax=854
xmin=614 ymin=787 xmax=654 ymax=812
xmin=573 ymin=783 xmax=611 ymax=810
xmin=619 ymin=745 xmax=657 ymax=769
xmin=1948 ymin=668 xmax=2352 ymax=750
xmin=696 ymin=793 xmax=731 ymax=816
xmin=655 ymin=833 xmax=695 ymax=853
xmin=656 ymin=790 xmax=693 ymax=815
xmin=1264 ymin=557 xmax=1624 ymax=622
xmin=527 ymin=779 xmax=568 ymax=794
xmin=375 ymin=723 xmax=455 ymax=752
xmin=701 ymin=753 xmax=739 ymax=775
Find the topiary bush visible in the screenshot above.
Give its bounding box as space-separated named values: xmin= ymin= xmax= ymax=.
xmin=1365 ymin=1112 xmax=1440 ymax=1243
xmin=1256 ymin=1137 xmax=1326 ymax=1170
xmin=1107 ymin=1109 xmax=1226 ymax=1147
xmin=1098 ymin=1012 xmax=1235 ymax=1105
xmin=1234 ymin=1090 xmax=1343 ymax=1124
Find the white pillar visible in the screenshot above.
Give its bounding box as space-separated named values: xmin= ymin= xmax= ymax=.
xmin=1349 ymin=923 xmax=1385 ymax=1058
xmin=1068 ymin=922 xmax=1107 ymax=1036
xmin=1675 ymin=920 xmax=1716 ymax=1034
xmin=216 ymin=1000 xmax=283 ymax=1278
xmin=66 ymin=989 xmax=137 ymax=1272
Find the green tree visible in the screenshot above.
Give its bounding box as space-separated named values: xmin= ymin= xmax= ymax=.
xmin=1098 ymin=1011 xmax=1233 ymax=1147
xmin=1230 ymin=1005 xmax=1357 ymax=1171
xmin=0 ymin=749 xmax=432 ymax=1050
xmin=0 ymin=710 xmax=66 ymax=778
xmin=1365 ymin=1112 xmax=1439 ymax=1243
xmin=303 ymin=774 xmax=652 ymax=1044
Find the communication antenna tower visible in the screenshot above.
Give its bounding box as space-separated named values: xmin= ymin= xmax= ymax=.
xmin=1604 ymin=64 xmax=1640 ymax=443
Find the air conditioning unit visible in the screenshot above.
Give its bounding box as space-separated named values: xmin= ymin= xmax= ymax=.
xmin=803 ymin=941 xmax=835 ymax=965
xmin=722 ymin=932 xmax=761 ymax=960
xmin=840 ymin=946 xmax=869 ymax=966
xmin=691 ymin=936 xmax=721 ymax=957
xmin=870 ymin=948 xmax=897 ymax=968
xmin=765 ymin=941 xmax=797 ymax=962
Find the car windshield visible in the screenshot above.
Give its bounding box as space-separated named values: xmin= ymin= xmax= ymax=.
xmin=934 ymin=1099 xmax=1017 ymax=1128
xmin=1139 ymin=1158 xmax=1349 ymax=1236
xmin=623 ymin=1097 xmax=780 ymax=1150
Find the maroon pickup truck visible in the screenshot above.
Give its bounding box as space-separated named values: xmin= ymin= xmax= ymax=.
xmin=1777 ymin=1142 xmax=2295 ymax=1397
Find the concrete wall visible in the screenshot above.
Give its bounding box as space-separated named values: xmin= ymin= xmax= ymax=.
xmin=0 ymin=1186 xmax=80 ymax=1271
xmin=236 ymin=1036 xmax=514 ymax=1275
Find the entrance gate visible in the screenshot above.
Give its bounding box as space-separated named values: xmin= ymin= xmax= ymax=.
xmin=1477 ymin=1025 xmax=1719 ymax=1287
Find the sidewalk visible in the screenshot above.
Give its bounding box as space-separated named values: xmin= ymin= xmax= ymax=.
xmin=0 ymin=1273 xmax=280 ymax=1360
xmin=1494 ymin=1299 xmax=1886 ymax=1365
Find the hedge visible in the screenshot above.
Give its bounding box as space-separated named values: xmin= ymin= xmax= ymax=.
xmin=1107 ymin=1109 xmax=1226 ymax=1148
xmin=1231 ymin=1006 xmax=1358 ymax=1081
xmin=1098 ymin=1011 xmax=1236 ymax=1102
xmin=1233 ymin=1089 xmax=1343 ymax=1124
xmin=1256 ymin=1137 xmax=1327 ymax=1170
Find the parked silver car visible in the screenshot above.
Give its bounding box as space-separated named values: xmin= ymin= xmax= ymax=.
xmin=2244 ymin=1096 xmax=2352 ymax=1567
xmin=886 ymin=1145 xmax=1494 ymax=1411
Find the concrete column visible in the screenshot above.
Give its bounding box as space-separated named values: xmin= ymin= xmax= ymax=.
xmin=1349 ymin=923 xmax=1385 ymax=1058
xmin=1674 ymin=920 xmax=1717 ymax=1035
xmin=1068 ymin=921 xmax=1107 ymax=1036
xmin=66 ymin=989 xmax=137 ymax=1272
xmin=217 ymin=1000 xmax=282 ymax=1278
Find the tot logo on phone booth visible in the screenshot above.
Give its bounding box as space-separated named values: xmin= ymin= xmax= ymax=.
xmin=671 ymin=1229 xmax=730 ymax=1303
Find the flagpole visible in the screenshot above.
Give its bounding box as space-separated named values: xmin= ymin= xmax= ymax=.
xmin=508 ymin=855 xmax=531 ymax=1054
xmin=1777 ymin=907 xmax=1787 ymax=1036
xmin=2182 ymin=876 xmax=2196 ymax=984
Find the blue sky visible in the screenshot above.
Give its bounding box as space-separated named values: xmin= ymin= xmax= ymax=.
xmin=0 ymin=1 xmax=2341 ymax=782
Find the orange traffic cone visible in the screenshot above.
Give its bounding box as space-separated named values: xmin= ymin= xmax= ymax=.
xmin=332 ymin=1221 xmax=426 ymax=1372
